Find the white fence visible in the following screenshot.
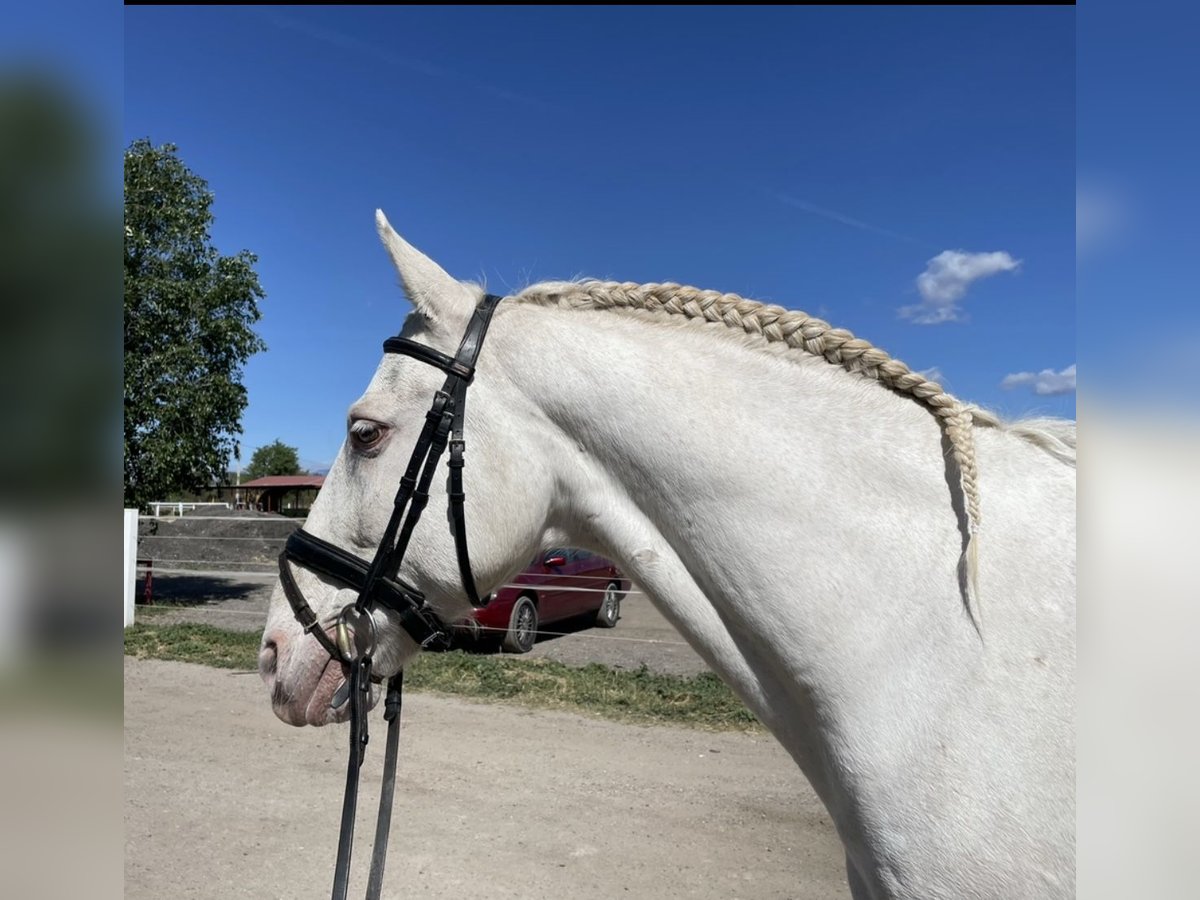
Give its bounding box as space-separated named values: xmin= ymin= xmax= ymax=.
xmin=149 ymin=501 xmax=232 ymax=517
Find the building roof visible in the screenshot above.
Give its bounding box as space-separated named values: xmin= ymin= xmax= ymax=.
xmin=238 ymin=475 xmax=325 ymax=489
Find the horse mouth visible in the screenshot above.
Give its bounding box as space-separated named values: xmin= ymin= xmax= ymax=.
xmin=270 ymin=656 xmax=366 ymax=727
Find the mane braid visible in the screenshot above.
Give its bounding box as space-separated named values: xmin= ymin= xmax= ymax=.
xmin=514 ymin=279 xmax=990 ymax=624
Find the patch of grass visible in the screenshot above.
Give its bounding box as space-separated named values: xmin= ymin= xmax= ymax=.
xmin=406 ymin=653 xmax=761 ymax=731
xmin=124 ymin=622 xmax=262 ymax=669
xmin=124 ymin=623 xmax=762 ymax=732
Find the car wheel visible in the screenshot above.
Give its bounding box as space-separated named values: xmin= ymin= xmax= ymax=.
xmin=502 ymin=595 xmax=539 ymax=654
xmin=595 ymin=582 xmax=621 ymax=628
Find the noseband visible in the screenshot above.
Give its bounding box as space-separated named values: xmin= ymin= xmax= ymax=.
xmin=277 ymin=292 xmax=503 ymax=900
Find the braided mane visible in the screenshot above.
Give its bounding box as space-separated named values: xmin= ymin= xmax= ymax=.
xmin=511 ymin=279 xmax=1075 ymax=625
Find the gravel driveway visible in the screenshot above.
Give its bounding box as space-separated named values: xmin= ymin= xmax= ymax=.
xmin=124 ymin=657 xmax=848 ymax=899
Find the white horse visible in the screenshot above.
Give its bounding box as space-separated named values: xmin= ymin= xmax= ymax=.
xmin=260 ymin=211 xmax=1076 ymax=900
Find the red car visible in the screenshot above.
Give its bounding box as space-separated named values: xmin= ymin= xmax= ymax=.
xmin=452 ymin=548 xmax=628 ymax=653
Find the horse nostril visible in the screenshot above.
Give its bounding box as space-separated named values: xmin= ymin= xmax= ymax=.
xmin=259 ymin=636 xmax=280 ymax=678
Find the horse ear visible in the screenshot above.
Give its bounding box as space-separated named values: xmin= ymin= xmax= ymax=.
xmin=375 ymin=209 xmax=475 ymax=326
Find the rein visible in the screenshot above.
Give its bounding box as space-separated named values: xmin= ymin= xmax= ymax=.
xmin=277 ymin=293 xmax=503 ymax=900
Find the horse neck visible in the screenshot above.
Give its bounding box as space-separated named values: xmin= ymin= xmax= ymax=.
xmin=495 ymin=306 xmax=982 ymax=741
xmin=482 ymin=303 xmax=1077 ymax=895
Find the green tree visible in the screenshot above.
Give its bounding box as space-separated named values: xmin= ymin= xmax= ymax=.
xmin=242 ymin=440 xmax=302 ymax=481
xmin=124 ymin=139 xmax=266 ymax=510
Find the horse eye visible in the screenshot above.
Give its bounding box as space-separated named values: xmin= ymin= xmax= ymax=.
xmin=350 ymin=420 xmax=386 ymax=450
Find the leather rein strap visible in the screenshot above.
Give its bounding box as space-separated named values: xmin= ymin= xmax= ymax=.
xmin=276 ymin=293 xmax=503 ymax=900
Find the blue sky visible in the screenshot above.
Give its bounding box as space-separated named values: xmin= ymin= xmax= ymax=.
xmin=124 ymin=6 xmax=1075 ymax=472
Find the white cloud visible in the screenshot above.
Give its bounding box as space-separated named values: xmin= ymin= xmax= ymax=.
xmin=899 ymin=250 xmax=1021 ymax=324
xmin=1001 ymin=364 xmax=1076 ymax=396
xmin=917 ymin=366 xmax=945 ymax=385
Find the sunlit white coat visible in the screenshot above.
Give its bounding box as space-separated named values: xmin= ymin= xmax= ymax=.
xmin=260 ymin=212 xmax=1076 ymax=899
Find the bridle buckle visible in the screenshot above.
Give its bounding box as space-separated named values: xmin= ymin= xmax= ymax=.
xmin=420 ymin=630 xmax=450 ymax=651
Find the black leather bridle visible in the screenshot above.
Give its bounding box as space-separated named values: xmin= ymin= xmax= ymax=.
xmin=277 ymin=292 xmax=503 ymax=900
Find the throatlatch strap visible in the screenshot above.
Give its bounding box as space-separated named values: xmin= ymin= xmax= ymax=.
xmin=435 ymin=295 xmax=505 ymax=609
xmin=447 ymin=436 xmax=483 ymax=607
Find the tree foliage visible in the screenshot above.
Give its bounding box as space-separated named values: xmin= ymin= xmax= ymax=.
xmin=243 ymin=440 xmax=302 ymax=481
xmin=124 ymin=139 xmax=266 ymax=509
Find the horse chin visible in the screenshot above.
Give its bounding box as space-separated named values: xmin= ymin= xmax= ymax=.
xmin=271 ymin=656 xmax=380 ymax=727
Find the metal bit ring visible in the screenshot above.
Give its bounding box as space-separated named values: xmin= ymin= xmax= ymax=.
xmin=335 ymin=604 xmax=378 ymax=663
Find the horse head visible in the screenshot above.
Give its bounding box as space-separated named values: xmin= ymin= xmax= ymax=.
xmin=259 ymin=211 xmax=555 ymax=726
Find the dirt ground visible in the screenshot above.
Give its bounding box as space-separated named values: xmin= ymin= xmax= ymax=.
xmin=128 ymin=562 xmax=848 ymax=897
xmin=124 ymin=658 xmax=849 ymax=899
